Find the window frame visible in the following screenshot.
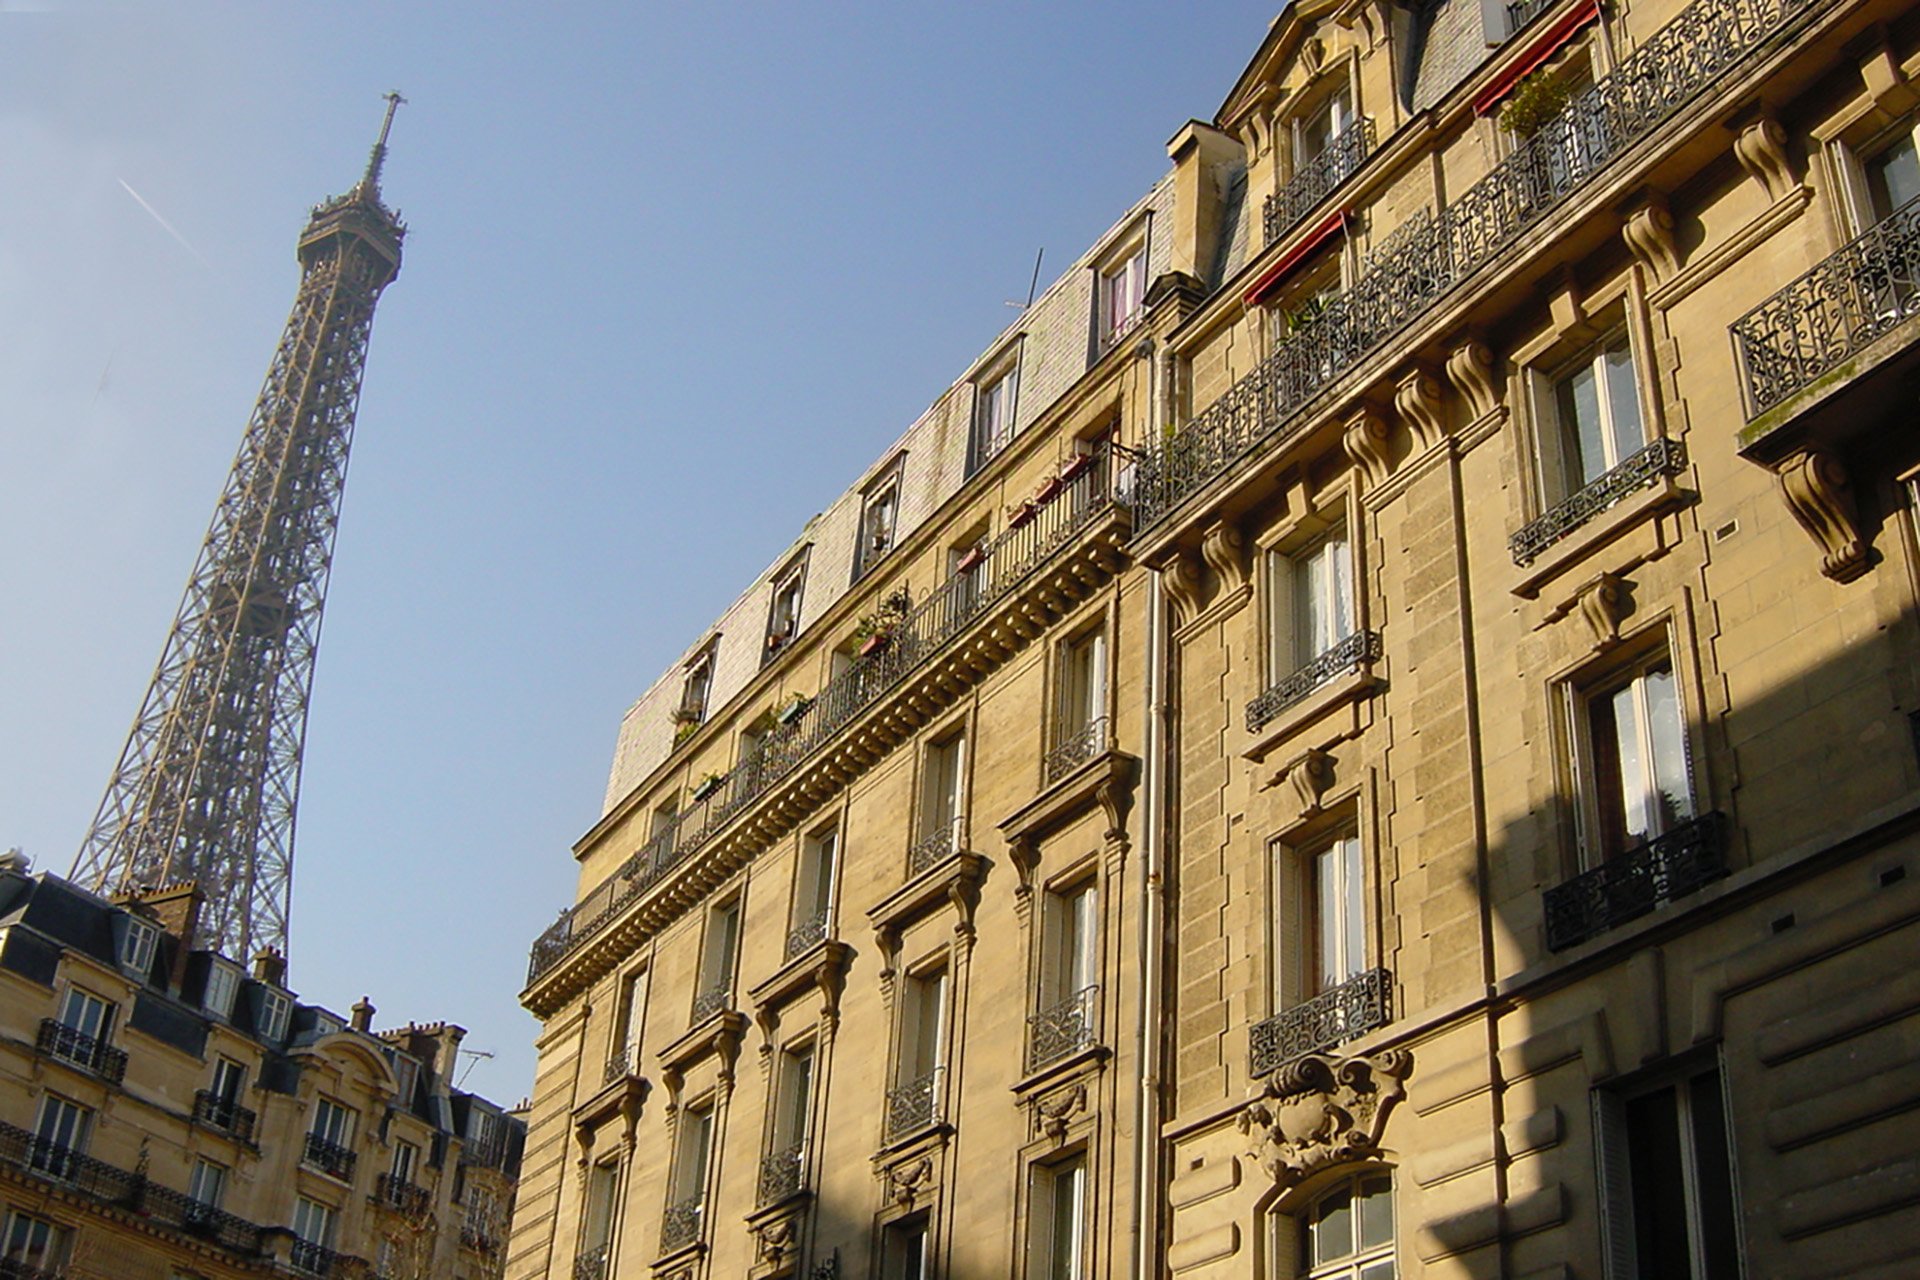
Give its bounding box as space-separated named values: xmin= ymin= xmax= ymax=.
xmin=679 ymin=642 xmax=718 ymax=726
xmin=310 ymin=1095 xmax=355 ymax=1147
xmin=857 ymin=461 xmax=906 ymax=582
xmin=1532 ymin=328 xmax=1648 ymax=502
xmin=790 ymin=823 xmax=840 ymax=947
xmin=882 ymin=1211 xmax=933 ymax=1280
xmin=1277 ymin=1169 xmax=1396 ymax=1280
xmin=1055 ymin=623 xmax=1110 ymax=743
xmin=1271 ymin=826 xmax=1371 ymax=1012
xmin=1265 ymin=520 xmax=1356 ymax=686
xmin=1563 ymin=641 xmax=1696 ymax=870
xmin=57 ymin=984 xmax=115 ymax=1043
xmin=203 ymin=960 xmax=242 ymax=1019
xmin=918 ymin=728 xmax=969 ymax=848
xmin=2 ymin=1209 xmax=68 ymax=1272
xmin=693 ymin=897 xmax=742 ymax=1017
xmin=765 ymin=553 xmax=809 ymax=660
xmin=118 ymin=915 xmax=159 ymax=974
xmin=1266 ymin=252 xmax=1349 ymax=352
xmin=190 ymin=1156 xmax=229 ymax=1208
xmin=1832 ymin=112 xmax=1920 ymax=233
xmin=970 ymin=351 xmax=1023 ymax=475
xmin=1027 ymin=1149 xmax=1090 ymax=1280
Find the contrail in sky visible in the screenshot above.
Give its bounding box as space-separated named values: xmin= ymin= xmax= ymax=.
xmin=118 ymin=178 xmax=212 ymax=268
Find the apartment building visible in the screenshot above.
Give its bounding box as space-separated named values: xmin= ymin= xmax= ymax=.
xmin=0 ymin=860 xmax=524 ymax=1279
xmin=515 ymin=0 xmax=1920 ymax=1275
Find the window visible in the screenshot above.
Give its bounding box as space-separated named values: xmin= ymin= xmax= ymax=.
xmin=1272 ymin=832 xmax=1373 ymax=1022
xmin=971 ymin=361 xmax=1021 ymax=473
xmin=917 ymin=732 xmax=966 ymax=863
xmin=1282 ymin=1171 xmax=1395 ymax=1280
xmin=118 ymin=915 xmax=159 ymax=974
xmin=311 ymin=1096 xmax=353 ymax=1147
xmin=2 ymin=1210 xmax=67 ymax=1273
xmin=1573 ymin=652 xmax=1692 ymax=862
xmin=891 ymin=967 xmax=949 ymax=1138
xmin=1595 ymin=1061 xmax=1739 ymax=1279
xmin=667 ymin=1102 xmax=715 ymax=1244
xmin=391 ymin=1140 xmax=419 ymax=1186
xmin=204 ymin=961 xmax=241 ymax=1019
xmin=789 ymin=826 xmax=839 ymax=956
xmin=392 ymin=1054 xmax=420 ymax=1109
xmin=1098 ymin=246 xmax=1147 ymax=350
xmin=211 ymin=1056 xmax=246 ymax=1105
xmin=55 ymin=985 xmax=114 ymax=1063
xmin=858 ymin=470 xmax=903 ymax=580
xmin=1297 ymin=86 xmax=1354 ymax=170
xmin=765 ymin=558 xmax=807 ymax=661
xmin=581 ymin=1156 xmax=619 ymax=1259
xmin=949 ymin=524 xmax=990 ymax=619
xmin=1541 ymin=333 xmax=1645 ymax=498
xmin=765 ymin=1043 xmax=815 ymax=1201
xmin=1053 ymin=626 xmax=1109 ymax=774
xmin=1271 ymin=259 xmax=1345 ymax=348
xmin=884 ymin=1214 xmax=932 ymax=1280
xmin=1863 ymin=122 xmax=1920 ymax=223
xmin=189 ymin=1157 xmax=228 ymax=1208
xmin=291 ymin=1197 xmax=336 ymax=1271
xmin=258 ymin=988 xmax=293 ymax=1042
xmin=32 ymin=1094 xmax=91 ymax=1178
xmin=468 ymin=1108 xmax=500 ymax=1163
xmin=1032 ymin=881 xmax=1099 ymax=1070
xmin=1267 ymin=523 xmax=1354 ymax=681
xmin=680 ymin=647 xmax=716 ymax=726
xmin=693 ymin=900 xmax=740 ymax=1020
xmin=613 ymin=967 xmax=648 ymax=1076
xmin=1030 ymin=1153 xmax=1088 ymax=1280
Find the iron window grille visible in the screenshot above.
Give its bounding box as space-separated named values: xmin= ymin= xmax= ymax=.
xmin=689 ymin=981 xmax=731 ymax=1025
xmin=1508 ymin=437 xmax=1687 ymax=565
xmin=1044 ymin=715 xmax=1110 ymax=785
xmin=757 ymin=1142 xmax=807 ymax=1205
xmin=571 ymin=1243 xmax=609 ymax=1280
xmin=1246 ymin=630 xmax=1382 ymax=733
xmin=1543 ymin=811 xmax=1729 ymax=951
xmin=1249 ymin=967 xmax=1393 ymax=1078
xmin=786 ymin=909 xmax=830 ymax=960
xmin=290 ymin=1239 xmax=351 ymax=1277
xmin=1508 ymin=0 xmax=1557 ymax=31
xmin=885 ymin=1066 xmax=946 ymax=1142
xmin=36 ymin=1019 xmax=127 ymax=1084
xmin=659 ymin=1194 xmax=704 ymax=1253
xmin=1026 ymin=984 xmax=1101 ymax=1073
xmin=604 ymin=1045 xmax=639 ymax=1085
xmin=375 ymin=1172 xmax=430 ymax=1216
xmin=193 ymin=1090 xmax=257 ymax=1145
xmin=1732 ymin=192 xmax=1920 ymax=417
xmin=302 ymin=1133 xmax=356 ymax=1181
xmin=1264 ymin=117 xmax=1375 ymax=246
xmin=908 ymin=819 xmax=962 ymax=879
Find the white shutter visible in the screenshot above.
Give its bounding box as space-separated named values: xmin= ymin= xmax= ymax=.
xmin=1592 ymin=1089 xmax=1638 ymax=1280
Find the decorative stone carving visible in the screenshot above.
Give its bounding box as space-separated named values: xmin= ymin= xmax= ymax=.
xmin=1444 ymin=339 xmax=1501 ymax=422
xmin=1201 ymin=519 xmax=1248 ymax=591
xmin=1285 ymin=749 xmax=1334 ymax=817
xmin=1776 ymin=449 xmax=1869 ymax=582
xmin=1622 ymin=191 xmax=1680 ymax=282
xmin=1164 ymin=551 xmax=1206 ymax=623
xmin=755 ymin=1216 xmax=798 ymax=1266
xmin=1731 ymin=111 xmax=1796 ymax=201
xmin=886 ymin=1155 xmax=935 ymax=1207
xmin=1239 ymin=1049 xmax=1412 ymax=1189
xmin=1577 ymin=572 xmax=1627 ymax=649
xmin=1393 ymin=367 xmax=1448 ymax=452
xmin=1342 ymin=406 xmax=1394 ymax=487
xmin=1036 ymin=1083 xmax=1088 ymax=1142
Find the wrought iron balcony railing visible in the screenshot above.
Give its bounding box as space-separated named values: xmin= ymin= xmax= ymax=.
xmin=758 ymin=1141 xmax=807 ymax=1205
xmin=530 ymin=446 xmax=1121 ymax=986
xmin=604 ymin=1044 xmax=639 ymax=1085
xmin=1246 ymin=630 xmax=1382 ymax=733
xmin=193 ymin=1089 xmax=257 ymax=1143
xmin=1544 ymin=811 xmax=1729 ymax=952
xmin=690 ymin=981 xmax=731 ymax=1024
xmin=572 ymin=1243 xmax=609 ymax=1280
xmin=1508 ymin=437 xmax=1688 ymax=564
xmin=303 ymin=1132 xmax=357 ymax=1181
xmin=907 ymin=818 xmax=962 ymax=879
xmin=460 ymin=1224 xmax=501 ymax=1255
xmin=375 ymin=1172 xmax=430 ymax=1216
xmin=886 ymin=1065 xmax=946 ymax=1141
xmin=786 ymin=909 xmax=829 ymax=960
xmin=1733 ymin=194 xmax=1920 ymax=418
xmin=660 ymin=1194 xmax=705 ymax=1253
xmin=1264 ymin=118 xmax=1375 ymax=246
xmin=1026 ymin=984 xmax=1100 ymax=1073
xmin=0 ymin=1256 xmax=64 ymax=1280
xmin=1250 ymin=967 xmax=1393 ymax=1078
xmin=1044 ymin=715 xmax=1110 ymax=785
xmin=1138 ymin=0 xmax=1817 ymax=531
xmin=290 ymin=1239 xmax=354 ymax=1277
xmin=1508 ymin=0 xmax=1556 ymax=31
xmin=0 ymin=1119 xmax=268 ymax=1256
xmin=36 ymin=1018 xmax=128 ymax=1084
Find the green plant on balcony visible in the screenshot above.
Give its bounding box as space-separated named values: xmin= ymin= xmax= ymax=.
xmin=1497 ymin=68 xmax=1575 ymax=137
xmin=691 ymin=771 xmax=727 ymax=802
xmin=776 ymin=692 xmax=814 ymax=726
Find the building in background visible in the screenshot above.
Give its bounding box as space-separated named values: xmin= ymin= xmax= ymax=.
xmin=0 ymin=856 xmax=525 ymax=1279
xmin=513 ymin=0 xmax=1920 ymax=1275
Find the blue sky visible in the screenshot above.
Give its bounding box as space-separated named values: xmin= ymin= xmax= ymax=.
xmin=0 ymin=2 xmax=1276 ymax=1101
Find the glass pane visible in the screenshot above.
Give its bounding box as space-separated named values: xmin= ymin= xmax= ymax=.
xmin=1341 ymin=836 xmax=1366 ymax=981
xmin=1688 ymin=1070 xmax=1742 ymax=1280
xmin=1328 ymin=530 xmax=1353 ymax=644
xmin=1642 ymin=664 xmax=1692 ymax=833
xmin=1867 ymin=132 xmax=1920 ymax=221
xmin=1312 ymin=1184 xmax=1354 ymax=1263
xmin=1357 ymin=1175 xmax=1394 ymax=1249
xmin=1360 ymin=1262 xmax=1397 ymax=1280
xmin=1558 ymin=361 xmax=1607 ymax=487
xmin=1314 ymin=845 xmax=1341 ymax=992
xmin=1607 ymin=680 xmax=1653 ymax=845
xmin=1604 ymin=340 xmax=1644 ymax=468
xmin=1625 ymin=1087 xmax=1692 ymax=1280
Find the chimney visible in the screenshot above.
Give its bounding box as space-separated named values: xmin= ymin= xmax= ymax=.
xmin=252 ymin=947 xmax=287 ymax=987
xmin=350 ymin=996 xmax=375 ymax=1033
xmin=1165 ymin=120 xmax=1243 ymax=289
xmin=120 ymin=882 xmax=204 ymax=950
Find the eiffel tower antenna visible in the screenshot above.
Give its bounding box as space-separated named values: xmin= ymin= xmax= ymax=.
xmin=72 ymin=97 xmax=408 ymax=961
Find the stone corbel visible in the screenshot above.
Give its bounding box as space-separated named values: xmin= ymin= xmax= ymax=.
xmin=1342 ymin=406 xmax=1394 ymax=488
xmin=1544 ymin=266 xmax=1596 ymax=345
xmin=1163 ymin=550 xmax=1207 ymax=623
xmin=1621 ymin=190 xmax=1681 ymax=283
xmin=1036 ymin=1083 xmax=1088 ymax=1143
xmin=1729 ymin=108 xmax=1797 ymax=202
xmin=1393 ymin=367 xmax=1449 ymax=452
xmin=1444 ymin=338 xmax=1501 ymax=422
xmin=1576 ymin=572 xmax=1629 ymax=649
xmin=1007 ymin=832 xmax=1041 ymax=901
xmin=1201 ymin=519 xmax=1249 ymax=592
xmin=1777 ymin=448 xmax=1870 ymax=582
xmin=1286 ymin=748 xmax=1335 ymax=818
xmin=1239 ymin=1048 xmax=1413 ymax=1189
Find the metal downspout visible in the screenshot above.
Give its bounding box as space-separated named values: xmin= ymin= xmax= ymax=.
xmin=1133 ymin=565 xmax=1170 ymax=1280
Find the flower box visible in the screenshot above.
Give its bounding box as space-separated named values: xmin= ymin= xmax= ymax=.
xmin=860 ymin=631 xmax=892 ymax=657
xmin=691 ymin=774 xmax=726 ymax=802
xmin=955 ymin=545 xmax=987 ymax=574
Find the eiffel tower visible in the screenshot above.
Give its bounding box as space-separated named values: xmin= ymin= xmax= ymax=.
xmin=73 ymin=95 xmax=407 ymax=960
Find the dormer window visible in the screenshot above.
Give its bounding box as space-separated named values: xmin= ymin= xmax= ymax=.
xmin=117 ymin=917 xmax=158 ymax=976
xmin=314 ymin=1012 xmax=345 ymax=1038
xmin=203 ymin=961 xmax=241 ymax=1020
xmin=258 ymin=989 xmax=292 ymax=1043
xmin=764 ymin=557 xmax=808 ymax=664
xmin=970 ymin=357 xmax=1022 ymax=475
xmin=1097 ymin=243 xmax=1148 ymax=352
xmin=856 ymin=466 xmax=904 ymax=582
xmin=679 ymin=646 xmax=716 ymax=727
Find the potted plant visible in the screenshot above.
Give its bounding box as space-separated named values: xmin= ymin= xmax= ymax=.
xmin=1032 ymin=471 xmax=1064 ymax=504
xmin=1498 ymin=69 xmax=1574 ymax=137
xmin=1284 ymin=292 xmax=1328 ymax=336
xmin=673 ymin=720 xmax=698 ymax=747
xmin=776 ymin=692 xmax=813 ymax=726
xmin=691 ymin=772 xmax=727 ymax=803
xmin=1058 ymin=451 xmax=1095 ymax=483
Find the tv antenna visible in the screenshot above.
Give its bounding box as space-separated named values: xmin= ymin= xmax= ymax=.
xmin=1005 ymin=246 xmax=1044 ymax=309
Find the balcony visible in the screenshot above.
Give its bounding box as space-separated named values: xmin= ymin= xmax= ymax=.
xmin=1264 ymin=119 xmax=1374 ymax=246
xmin=193 ymin=1089 xmax=257 ymax=1144
xmin=1250 ymin=968 xmax=1393 ymax=1078
xmin=375 ymin=1172 xmax=430 ymax=1216
xmin=1138 ymin=0 xmax=1818 ymax=533
xmin=907 ymin=819 xmax=962 ymax=879
xmin=1544 ymin=811 xmax=1729 ymax=952
xmin=689 ymin=981 xmax=731 ymax=1024
xmin=757 ymin=1141 xmax=806 ymax=1205
xmin=303 ymin=1132 xmax=357 ymax=1181
xmin=0 ymin=1258 xmax=63 ymax=1280
xmin=1733 ymin=194 xmax=1920 ymax=421
xmin=1044 ymin=715 xmax=1110 ymax=786
xmin=529 ymin=444 xmax=1125 ymax=993
xmin=1026 ymin=985 xmax=1100 ymax=1074
xmin=1507 ymin=438 xmax=1688 ymax=565
xmin=660 ymin=1194 xmax=704 ymax=1253
xmin=572 ymin=1243 xmax=609 ymax=1280
xmin=604 ymin=1044 xmax=639 ymax=1085
xmin=885 ymin=1065 xmax=946 ymax=1142
xmin=36 ymin=1019 xmax=128 ymax=1084
xmin=1246 ymin=631 xmax=1382 ymax=733
xmin=290 ymin=1239 xmax=354 ymax=1277
xmin=785 ymin=909 xmax=829 ymax=960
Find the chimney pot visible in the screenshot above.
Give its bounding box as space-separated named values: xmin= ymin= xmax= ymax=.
xmin=351 ymin=996 xmax=375 ymax=1033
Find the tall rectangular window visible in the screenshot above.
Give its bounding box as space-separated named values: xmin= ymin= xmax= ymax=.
xmin=258 ymin=988 xmax=293 ymax=1042
xmin=390 ymin=1140 xmax=418 ymax=1186
xmin=1 ymin=1211 xmax=66 ymax=1273
xmin=766 ymin=1043 xmax=816 ymax=1203
xmin=921 ymin=734 xmax=966 ymax=843
xmin=1298 ymin=87 xmax=1353 ymax=165
xmin=681 ymin=648 xmax=716 ymax=726
xmin=884 ymin=1214 xmax=931 ymax=1280
xmin=1545 ymin=334 xmax=1645 ymax=496
xmin=949 ymin=525 xmax=990 ymax=620
xmin=1268 ymin=524 xmax=1353 ymax=680
xmin=1575 ymin=654 xmax=1692 ymax=862
xmin=1595 ymin=1063 xmax=1740 ymax=1280
xmin=693 ymin=900 xmax=740 ymax=1020
xmin=613 ymin=967 xmax=648 ymax=1077
xmin=858 ymin=473 xmax=903 ymax=580
xmin=118 ymin=916 xmax=158 ymax=973
xmin=972 ymin=363 xmax=1021 ymax=472
xmin=190 ymin=1157 xmax=228 ymax=1208
xmin=890 ymin=967 xmax=949 ymax=1140
xmin=1099 ymin=248 xmax=1147 ymax=349
xmin=1031 ymin=1154 xmax=1088 ymax=1280
xmin=1273 ymin=833 xmax=1369 ymax=1011
xmin=581 ymin=1157 xmax=619 ymax=1258
xmin=789 ymin=826 xmax=839 ymax=957
xmin=292 ymin=1196 xmax=335 ymax=1271
xmin=203 ymin=961 xmax=242 ymax=1019
xmin=667 ymin=1103 xmax=715 ymax=1246
xmin=1057 ymin=628 xmax=1108 ymax=740
xmin=58 ymin=985 xmax=113 ymax=1042
xmin=1864 ymin=124 xmax=1920 ymax=222
xmin=32 ymin=1094 xmax=90 ymax=1177
xmin=211 ymin=1056 xmax=246 ymax=1104
xmin=765 ymin=558 xmax=807 ymax=660
xmin=311 ymin=1096 xmax=354 ymax=1147
xmin=1033 ymin=882 xmax=1100 ymax=1070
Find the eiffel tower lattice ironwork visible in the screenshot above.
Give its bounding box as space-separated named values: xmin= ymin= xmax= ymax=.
xmin=72 ymin=95 xmax=408 ymax=960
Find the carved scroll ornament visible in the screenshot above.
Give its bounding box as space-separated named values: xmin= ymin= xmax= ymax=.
xmin=1239 ymin=1048 xmax=1411 ymax=1189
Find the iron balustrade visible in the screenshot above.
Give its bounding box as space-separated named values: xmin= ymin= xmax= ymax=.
xmin=1544 ymin=811 xmax=1729 ymax=952
xmin=1249 ymin=967 xmax=1394 ymax=1078
xmin=193 ymin=1089 xmax=257 ymax=1143
xmin=1026 ymin=985 xmax=1100 ymax=1073
xmin=604 ymin=1045 xmax=638 ymax=1085
xmin=290 ymin=1239 xmax=355 ymax=1277
xmin=786 ymin=909 xmax=829 ymax=960
xmin=758 ymin=1142 xmax=807 ymax=1205
xmin=303 ymin=1132 xmax=357 ymax=1181
xmin=1508 ymin=0 xmax=1556 ymax=30
xmin=690 ymin=981 xmax=731 ymax=1024
xmin=1044 ymin=715 xmax=1110 ymax=785
xmin=1508 ymin=438 xmax=1688 ymax=564
xmin=376 ymin=1172 xmax=430 ymax=1216
xmin=886 ymin=1066 xmax=946 ymax=1141
xmin=529 ymin=446 xmax=1121 ymax=985
xmin=1246 ymin=631 xmax=1382 ymax=733
xmin=0 ymin=1119 xmax=268 ymax=1256
xmin=0 ymin=1258 xmax=62 ymax=1280
xmin=1137 ymin=0 xmax=1819 ymax=531
xmin=907 ymin=819 xmax=962 ymax=879
xmin=572 ymin=1244 xmax=609 ymax=1280
xmin=660 ymin=1195 xmax=705 ymax=1253
xmin=1264 ymin=118 xmax=1375 ymax=246
xmin=1733 ymin=194 xmax=1920 ymax=417
xmin=36 ymin=1018 xmax=128 ymax=1084
xmin=461 ymin=1225 xmax=501 ymax=1255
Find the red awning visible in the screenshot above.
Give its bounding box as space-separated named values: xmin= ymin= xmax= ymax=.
xmin=1244 ymin=211 xmax=1348 ymax=307
xmin=1472 ymin=0 xmax=1603 ymax=116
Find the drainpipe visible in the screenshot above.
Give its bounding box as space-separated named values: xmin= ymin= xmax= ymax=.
xmin=1133 ymin=567 xmax=1171 ymax=1280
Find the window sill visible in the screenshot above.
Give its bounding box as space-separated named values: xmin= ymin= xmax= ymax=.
xmin=1012 ymin=1042 xmax=1110 ymax=1100
xmin=1242 ymin=662 xmax=1380 ymax=764
xmin=573 ymin=1071 xmax=651 ymax=1144
xmin=876 ymin=1119 xmax=954 ymax=1160
xmin=748 ymin=939 xmax=852 ymax=1023
xmin=867 ymin=851 xmax=988 ymax=941
xmin=1510 ymin=449 xmax=1690 ymax=599
xmin=657 ymin=1009 xmax=748 ymax=1082
xmin=998 ymin=749 xmax=1134 ymax=853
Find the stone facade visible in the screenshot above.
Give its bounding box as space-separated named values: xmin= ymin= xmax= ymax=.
xmin=515 ymin=0 xmax=1920 ymax=1276
xmin=0 ymin=865 xmax=524 ymax=1279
